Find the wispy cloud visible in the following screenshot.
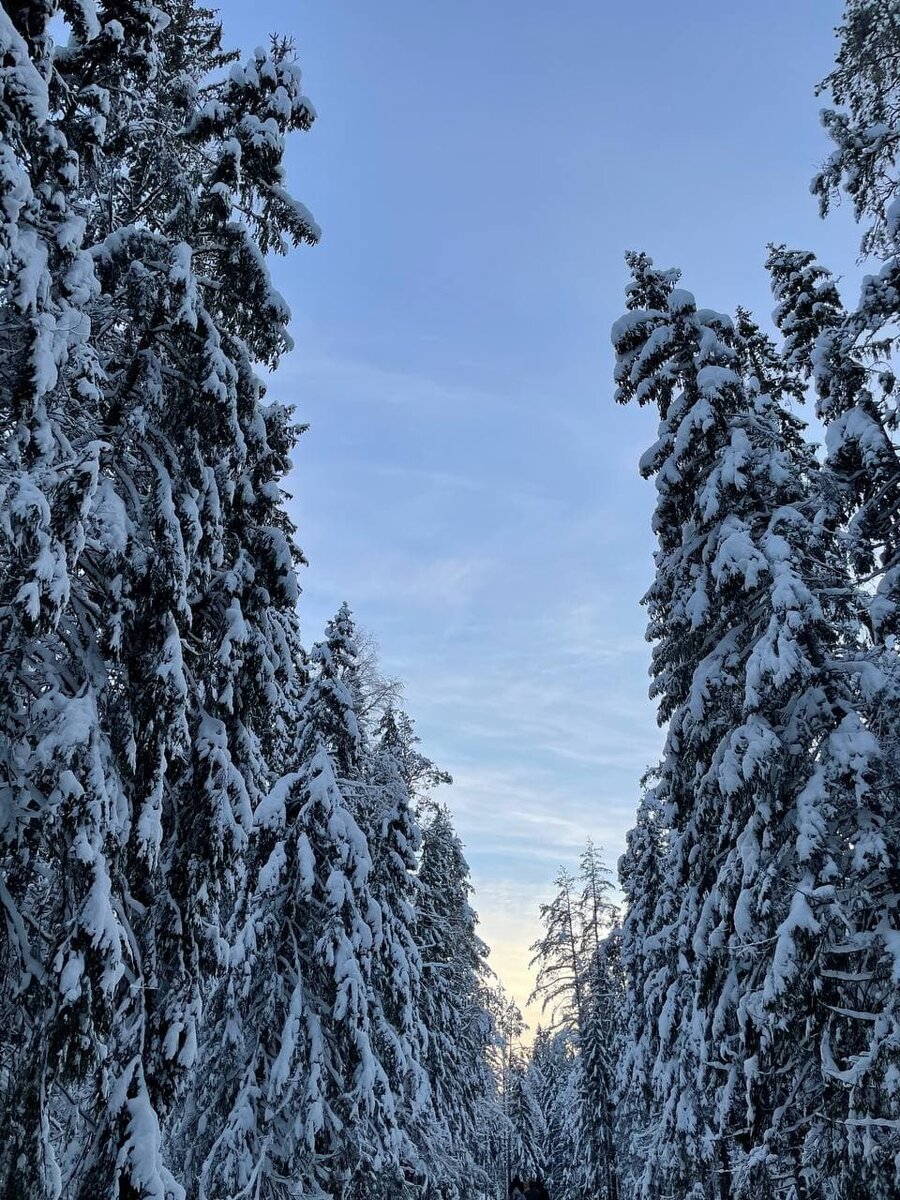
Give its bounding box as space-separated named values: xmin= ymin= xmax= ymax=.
xmin=274 ymin=343 xmax=659 ymax=1024
xmin=277 ymin=347 xmax=520 ymax=416
xmin=384 ymin=595 xmax=660 ymax=1025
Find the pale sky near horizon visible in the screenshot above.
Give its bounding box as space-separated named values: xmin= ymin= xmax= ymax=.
xmin=217 ymin=0 xmax=863 ymax=1035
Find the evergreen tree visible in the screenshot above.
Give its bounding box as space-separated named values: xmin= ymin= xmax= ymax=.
xmin=377 ymin=705 xmax=452 ymax=798
xmin=576 ymin=845 xmax=622 ymax=1200
xmin=416 ymin=803 xmax=498 ymax=1199
xmin=356 ymin=689 xmax=455 ymax=1191
xmin=483 ymin=985 xmax=524 ymax=1194
xmin=70 ymin=8 xmax=316 ymax=1193
xmin=803 ymin=0 xmax=900 ymax=637
xmin=530 ymin=1028 xmax=578 ymax=1200
xmin=183 ymin=612 xmax=394 ymax=1200
xmin=813 ymin=0 xmax=900 ymax=257
xmin=529 ymin=848 xmax=621 ymax=1200
xmin=765 ymin=247 xmax=844 ymax=377
xmin=616 ymin=785 xmax=669 ymax=1200
xmin=356 ymin=706 xmax=433 ymax=1196
xmin=778 ymin=11 xmax=900 ymax=1188
xmin=505 ymin=1053 xmax=547 ymax=1184
xmin=303 ymin=604 xmax=366 ymax=778
xmin=0 ymin=4 xmax=318 ymax=1190
xmin=613 ymin=250 xmax=897 ymax=1198
xmin=529 ymin=869 xmax=584 ymax=1034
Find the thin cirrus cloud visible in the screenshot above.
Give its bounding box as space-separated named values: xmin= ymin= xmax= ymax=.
xmin=277 ymin=342 xmax=661 ymax=1029
xmin=373 ymin=596 xmax=662 ymax=1037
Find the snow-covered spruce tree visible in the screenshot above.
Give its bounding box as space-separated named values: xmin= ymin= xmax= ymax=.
xmin=416 ymin=802 xmax=499 ymax=1200
xmin=182 ymin=608 xmax=403 ymax=1200
xmin=762 ymin=14 xmax=900 ymax=1182
xmin=579 ymin=936 xmax=624 ymax=1200
xmin=1 ymin=4 xmax=318 ymax=1195
xmin=528 ymin=866 xmax=586 ymax=1200
xmin=768 ymin=243 xmax=900 ymax=1199
xmin=764 ymin=247 xmax=844 ymax=378
xmin=814 ymin=0 xmax=900 ymax=258
xmin=615 ymin=257 xmax=785 ymax=1198
xmin=84 ymin=11 xmax=315 ymax=1197
xmin=616 ymin=783 xmax=668 ymax=1200
xmin=370 ymin=699 xmax=468 ymax=1188
xmin=613 ymin=251 xmax=898 ymax=1197
xmin=376 ymin=704 xmax=452 ymax=798
xmin=481 ymin=984 xmax=527 ymax=1200
xmin=505 ymin=1051 xmax=547 ymax=1183
xmin=576 ymin=844 xmax=622 ymax=1200
xmin=530 ymin=1028 xmax=578 ymax=1200
xmin=355 ymin=705 xmax=435 ymax=1198
xmin=301 ymin=604 xmax=367 ymax=779
xmin=353 ymin=683 xmax=459 ymax=1191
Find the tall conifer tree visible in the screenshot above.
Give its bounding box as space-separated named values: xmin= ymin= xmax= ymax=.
xmin=416 ymin=803 xmax=498 ymax=1199
xmin=0 ymin=2 xmax=318 ymax=1193
xmin=613 ymin=251 xmax=892 ymax=1198
xmin=183 ymin=610 xmax=395 ymax=1199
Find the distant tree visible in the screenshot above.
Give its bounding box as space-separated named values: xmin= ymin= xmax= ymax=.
xmin=616 ymin=783 xmax=668 ymax=1199
xmin=355 ymin=626 xmax=405 ymax=721
xmin=506 ymin=1052 xmax=547 ymax=1183
xmin=577 ymin=845 xmax=622 ymax=1200
xmin=416 ymin=803 xmax=499 ymax=1199
xmin=529 ymin=847 xmax=622 ymax=1200
xmin=530 ymin=1027 xmax=578 ymax=1200
xmin=529 ymin=868 xmax=584 ymax=1034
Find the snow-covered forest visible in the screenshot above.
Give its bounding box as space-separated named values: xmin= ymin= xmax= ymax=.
xmin=1 ymin=1 xmax=899 ymax=1198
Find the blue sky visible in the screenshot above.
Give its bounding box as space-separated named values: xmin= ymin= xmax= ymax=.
xmin=219 ymin=0 xmax=861 ymax=1030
